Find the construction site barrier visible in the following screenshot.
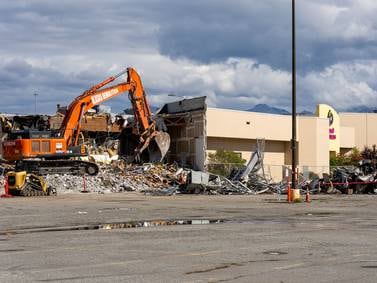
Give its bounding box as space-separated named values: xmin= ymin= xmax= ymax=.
xmin=1 ymin=175 xmax=12 ymax=198
xmin=321 ymin=181 xmax=377 ymax=186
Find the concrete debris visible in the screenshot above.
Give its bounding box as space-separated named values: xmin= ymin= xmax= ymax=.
xmin=42 ymin=161 xmax=279 ymax=195
xmin=83 ymin=139 xmax=120 ymax=164
xmin=44 ymin=163 xmax=187 ymax=194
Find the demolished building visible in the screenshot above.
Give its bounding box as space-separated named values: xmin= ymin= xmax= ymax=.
xmin=3 ymin=99 xmax=377 ymax=183
xmin=153 ymin=97 xmax=207 ymax=171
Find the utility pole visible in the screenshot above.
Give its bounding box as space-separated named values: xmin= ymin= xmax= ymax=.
xmin=291 ymin=0 xmax=298 ymax=194
xmin=34 ymin=92 xmax=38 ymax=115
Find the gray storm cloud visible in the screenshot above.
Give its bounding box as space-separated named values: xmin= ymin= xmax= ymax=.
xmin=0 ymin=0 xmax=376 ymax=114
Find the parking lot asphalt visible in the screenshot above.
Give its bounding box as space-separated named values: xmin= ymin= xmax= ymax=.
xmin=1 ymin=193 xmax=377 ymax=282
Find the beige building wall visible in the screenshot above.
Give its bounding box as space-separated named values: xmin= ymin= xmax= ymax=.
xmin=316 ymin=104 xmax=340 ymax=154
xmin=340 ymin=126 xmax=355 ymax=150
xmin=297 ymin=117 xmax=330 ymax=176
xmin=207 ymin=108 xmax=291 ymax=141
xmin=206 ymin=108 xmax=331 ymax=181
xmin=340 ymin=113 xmax=377 ymax=150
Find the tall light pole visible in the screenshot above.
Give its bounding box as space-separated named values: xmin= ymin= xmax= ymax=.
xmin=291 ymin=0 xmax=298 ymax=193
xmin=34 ymin=92 xmax=38 ymax=115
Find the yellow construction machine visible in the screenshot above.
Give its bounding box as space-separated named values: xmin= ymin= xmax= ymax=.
xmin=6 ymin=171 xmax=56 ymax=196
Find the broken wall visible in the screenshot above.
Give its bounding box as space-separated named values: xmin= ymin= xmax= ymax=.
xmin=158 ymin=97 xmax=207 ymax=170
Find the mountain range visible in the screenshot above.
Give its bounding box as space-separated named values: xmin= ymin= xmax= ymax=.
xmin=246 ymin=104 xmax=290 ymax=115
xmin=246 ymin=104 xmax=377 ymax=115
xmin=345 ymin=106 xmax=377 ymax=113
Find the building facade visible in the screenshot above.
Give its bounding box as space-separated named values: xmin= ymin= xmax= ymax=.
xmin=205 ymin=104 xmax=375 ymax=181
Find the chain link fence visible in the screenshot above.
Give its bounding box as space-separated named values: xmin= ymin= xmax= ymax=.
xmin=206 ymin=162 xmax=351 ymax=183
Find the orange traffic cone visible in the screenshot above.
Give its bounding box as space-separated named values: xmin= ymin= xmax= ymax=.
xmin=81 ymin=175 xmax=89 ymax=193
xmin=1 ymin=176 xmax=13 ymax=198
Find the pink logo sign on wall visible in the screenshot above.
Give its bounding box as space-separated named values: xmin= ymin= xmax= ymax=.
xmin=328 ymin=110 xmax=336 ymax=140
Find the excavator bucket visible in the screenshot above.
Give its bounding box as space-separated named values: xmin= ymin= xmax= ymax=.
xmin=148 ymin=131 xmax=171 ymax=162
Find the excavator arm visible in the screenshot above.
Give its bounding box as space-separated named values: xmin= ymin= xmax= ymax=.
xmin=60 ymin=68 xmax=128 ymax=146
xmin=59 ymin=67 xmax=170 ymax=161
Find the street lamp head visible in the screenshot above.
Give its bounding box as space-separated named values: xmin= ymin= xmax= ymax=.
xmin=168 ymin=93 xmax=186 ymax=99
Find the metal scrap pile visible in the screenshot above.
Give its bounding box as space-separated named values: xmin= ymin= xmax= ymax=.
xmin=184 ymin=173 xmax=284 ymax=195
xmin=203 ymin=145 xmax=285 ymax=195
xmin=304 ymin=160 xmax=377 ymax=194
xmin=216 ymin=169 xmax=285 ymax=195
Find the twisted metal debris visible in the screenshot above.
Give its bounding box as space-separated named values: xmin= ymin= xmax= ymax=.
xmin=303 ymin=160 xmax=377 ymax=194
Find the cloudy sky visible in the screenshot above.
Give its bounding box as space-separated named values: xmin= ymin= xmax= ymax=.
xmin=1 ymin=0 xmax=377 ymax=114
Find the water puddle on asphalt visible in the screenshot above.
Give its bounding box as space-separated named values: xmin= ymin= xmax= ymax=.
xmin=361 ymin=265 xmax=377 ymax=269
xmin=101 ymin=219 xmax=225 ymax=230
xmin=263 ymin=250 xmax=288 ymax=255
xmin=0 ymin=219 xmax=227 ymax=235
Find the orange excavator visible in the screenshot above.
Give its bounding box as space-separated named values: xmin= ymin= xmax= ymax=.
xmin=2 ymin=67 xmax=170 ymax=175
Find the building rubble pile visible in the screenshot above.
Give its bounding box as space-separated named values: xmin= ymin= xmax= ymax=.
xmin=5 ymin=134 xmax=377 ymax=195
xmin=44 ymin=162 xmax=187 ymax=194
xmin=14 ymin=158 xmax=377 ymax=195
xmin=304 ymin=159 xmax=377 ymax=194
xmin=0 ymin=139 xmax=285 ymax=195
xmin=42 ymin=159 xmax=285 ymax=195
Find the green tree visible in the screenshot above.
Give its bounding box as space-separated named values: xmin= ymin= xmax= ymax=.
xmin=208 ymin=150 xmax=246 ymax=164
xmin=208 ymin=150 xmax=246 ymax=176
xmin=330 ymin=147 xmax=361 ymax=166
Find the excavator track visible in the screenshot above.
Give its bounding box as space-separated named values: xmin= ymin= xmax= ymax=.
xmin=15 ymin=159 xmax=99 ymax=176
